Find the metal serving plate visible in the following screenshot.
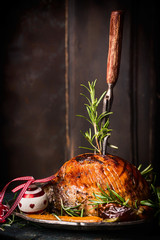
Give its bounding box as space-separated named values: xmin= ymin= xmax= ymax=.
xmin=14 ymin=212 xmax=150 ymax=231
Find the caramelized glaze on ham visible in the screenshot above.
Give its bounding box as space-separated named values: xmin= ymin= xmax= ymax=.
xmin=44 ymin=153 xmax=150 ymax=217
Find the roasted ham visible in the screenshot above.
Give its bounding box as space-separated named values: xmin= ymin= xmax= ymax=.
xmin=44 ymin=153 xmax=150 ymax=219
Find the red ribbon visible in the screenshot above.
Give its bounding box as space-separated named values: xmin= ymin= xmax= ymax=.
xmin=0 ymin=175 xmax=55 ymax=223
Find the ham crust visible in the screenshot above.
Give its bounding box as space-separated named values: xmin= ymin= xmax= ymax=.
xmin=44 ymin=153 xmax=150 ymax=217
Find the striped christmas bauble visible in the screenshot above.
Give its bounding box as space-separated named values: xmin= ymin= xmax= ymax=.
xmin=18 ymin=184 xmax=48 ymax=214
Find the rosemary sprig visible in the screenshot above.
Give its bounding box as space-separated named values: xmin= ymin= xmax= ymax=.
xmin=90 ymin=184 xmax=130 ymax=208
xmin=138 ymin=164 xmax=153 ymax=178
xmin=138 ymin=164 xmax=160 ymax=225
xmin=0 ymin=214 xmax=16 ymax=231
xmin=60 ymin=199 xmax=84 ymax=217
xmin=77 ymin=80 xmax=116 ymax=154
xmin=140 ymin=185 xmax=160 ymax=225
xmin=138 ymin=163 xmax=157 ymax=186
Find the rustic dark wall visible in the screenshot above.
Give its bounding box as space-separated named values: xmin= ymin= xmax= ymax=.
xmin=67 ymin=0 xmax=160 ymax=174
xmin=0 ymin=0 xmax=65 ymax=185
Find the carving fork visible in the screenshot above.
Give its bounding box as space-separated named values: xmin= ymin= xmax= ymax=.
xmin=102 ymin=11 xmax=124 ymax=155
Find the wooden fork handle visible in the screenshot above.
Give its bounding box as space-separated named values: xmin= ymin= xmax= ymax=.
xmin=106 ymin=11 xmax=124 ymax=85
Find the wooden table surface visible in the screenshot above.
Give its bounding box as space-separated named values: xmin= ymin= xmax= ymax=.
xmin=0 ymin=218 xmax=160 ymax=240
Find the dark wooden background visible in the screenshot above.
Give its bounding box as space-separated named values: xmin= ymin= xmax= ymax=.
xmin=67 ymin=0 xmax=160 ymax=170
xmin=0 ymin=0 xmax=160 ymax=187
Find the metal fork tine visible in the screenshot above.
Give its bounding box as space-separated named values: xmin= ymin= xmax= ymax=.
xmin=102 ymin=84 xmax=113 ymax=155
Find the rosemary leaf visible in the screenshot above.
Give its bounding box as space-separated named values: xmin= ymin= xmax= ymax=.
xmin=78 ymin=146 xmax=96 ymax=151
xmin=76 ymin=115 xmax=92 ymax=124
xmin=52 ymin=213 xmax=62 ymax=221
xmin=107 ymin=144 xmax=118 ymax=149
xmin=80 ymin=93 xmax=91 ymax=105
xmin=80 ymin=208 xmax=84 ymax=217
xmin=97 ymin=112 xmax=112 ymax=123
xmin=140 ymin=164 xmax=153 ymax=176
xmin=137 ymin=164 xmax=142 ymax=171
xmin=140 ymin=200 xmax=155 ymax=208
xmin=96 ymin=91 xmax=107 ymax=107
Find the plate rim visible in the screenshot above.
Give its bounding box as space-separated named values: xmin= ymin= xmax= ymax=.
xmin=14 ymin=211 xmax=148 ymax=227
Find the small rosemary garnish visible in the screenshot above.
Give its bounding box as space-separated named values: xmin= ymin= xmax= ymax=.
xmin=52 ymin=213 xmax=62 ymax=221
xmin=138 ymin=164 xmax=160 ymax=225
xmin=140 ymin=184 xmax=160 ymax=208
xmin=77 ymin=80 xmax=116 ymax=154
xmin=0 ymin=214 xmax=17 ymax=231
xmin=60 ymin=199 xmax=84 ymax=217
xmin=90 ymin=184 xmax=130 ymax=208
xmin=141 ymin=185 xmax=160 ymax=225
xmin=138 ymin=164 xmax=153 ymax=180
